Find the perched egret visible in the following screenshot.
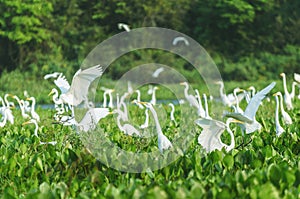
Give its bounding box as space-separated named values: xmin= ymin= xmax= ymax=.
xmin=23 ymin=119 xmax=57 ymax=145
xmin=180 ymin=82 xmax=198 ymax=108
xmin=273 ymin=92 xmax=292 ymax=125
xmin=280 ymin=73 xmax=293 ymax=110
xmin=150 ymin=86 xmax=159 ymax=105
xmin=290 ymin=82 xmax=298 ymax=100
xmin=140 ymin=109 xmax=149 ymax=129
xmin=118 ymin=23 xmax=130 ymax=32
xmin=215 ymin=81 xmax=244 ymax=107
xmin=232 ymin=88 xmax=244 ymax=114
xmin=194 ymin=89 xmax=205 ymax=118
xmin=135 ymin=90 xmax=144 ymax=109
xmin=203 ymin=94 xmax=212 ymax=119
xmin=26 ymin=97 xmax=40 ymax=122
xmin=48 ymin=88 xmax=64 ymax=107
xmin=225 ymin=82 xmax=276 ymax=135
xmin=168 ymin=103 xmax=175 ymax=122
xmin=9 ymin=94 xmax=30 ymax=119
xmin=128 ymin=81 xmax=133 ymax=94
xmin=248 ymin=86 xmax=256 ymax=98
xmin=152 ymin=67 xmax=164 ymax=78
xmin=273 ymin=95 xmax=285 ymax=136
xmin=0 ymin=97 xmax=14 ymax=127
xmin=114 ymin=109 xmax=140 ymax=136
xmin=140 ymin=102 xmax=172 ymax=153
xmin=172 ymin=36 xmax=189 ymax=46
xmin=101 ymin=87 xmax=114 ymax=108
xmin=195 ymin=117 xmax=243 ymax=152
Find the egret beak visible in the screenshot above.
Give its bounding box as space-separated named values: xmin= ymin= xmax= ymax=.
xmin=179 ymin=82 xmax=185 ymax=85
xmin=22 ymin=121 xmax=31 ymax=126
xmin=273 ymin=92 xmax=280 ymax=96
xmin=26 ymin=97 xmax=31 ymax=101
xmin=137 ymin=101 xmax=147 ymax=105
xmin=48 ymin=90 xmax=55 ymax=96
xmin=280 ymin=73 xmax=284 ymax=77
xmin=232 ymin=119 xmax=244 ymax=124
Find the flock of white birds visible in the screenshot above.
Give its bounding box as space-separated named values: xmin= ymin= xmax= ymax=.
xmin=1 ymin=61 xmax=299 ymax=154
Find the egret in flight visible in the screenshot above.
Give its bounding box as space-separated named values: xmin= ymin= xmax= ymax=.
xmin=60 ymin=64 xmax=103 ymax=109
xmin=118 ymin=23 xmax=130 ymax=32
xmin=225 ymin=82 xmax=276 ymax=135
xmin=195 ymin=117 xmax=243 ymax=153
xmin=172 ymin=36 xmax=189 ymax=46
xmin=152 ymin=67 xmax=164 ymax=78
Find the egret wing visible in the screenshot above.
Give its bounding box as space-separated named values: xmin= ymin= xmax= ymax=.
xmin=244 ymin=82 xmax=276 ymax=120
xmin=67 ymin=64 xmax=103 ymax=106
xmin=195 ymin=118 xmax=226 ymax=152
xmin=54 ymin=73 xmax=70 ymax=94
xmin=44 ymin=72 xmax=61 ymax=79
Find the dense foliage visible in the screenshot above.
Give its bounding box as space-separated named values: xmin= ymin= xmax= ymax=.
xmin=0 ymin=0 xmax=299 ymax=80
xmin=0 ymin=94 xmax=299 ymax=198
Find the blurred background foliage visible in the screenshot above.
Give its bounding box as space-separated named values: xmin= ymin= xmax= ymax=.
xmin=0 ymin=0 xmax=299 ymax=81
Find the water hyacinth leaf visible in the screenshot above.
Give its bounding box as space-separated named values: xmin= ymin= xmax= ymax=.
xmin=223 ymin=154 xmax=234 ymax=169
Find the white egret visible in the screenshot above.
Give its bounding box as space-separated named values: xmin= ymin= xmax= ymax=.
xmin=140 ymin=102 xmax=172 ymax=153
xmin=23 ymin=119 xmax=57 ymax=145
xmin=4 ymin=94 xmax=14 ymax=108
xmin=195 ymin=117 xmax=243 ymax=153
xmin=273 ymin=92 xmax=292 ymax=125
xmin=114 ymin=109 xmax=140 ymax=136
xmin=128 ymin=81 xmax=133 ymax=94
xmin=0 ymin=97 xmax=14 ymax=127
xmin=194 ymin=89 xmax=205 ymax=118
xmin=26 ymin=97 xmax=40 ymax=122
xmin=232 ymin=88 xmax=244 ymax=114
xmin=273 ymin=95 xmax=285 ymax=137
xmin=243 ymin=90 xmax=251 ymax=104
xmin=147 ymin=85 xmax=153 ymax=95
xmin=215 ymin=81 xmax=244 ymax=107
xmin=172 ymin=36 xmax=189 ymax=46
xmin=280 ymin=73 xmax=293 ymax=110
xmin=152 ymin=67 xmax=164 ymax=78
xmin=140 ymin=109 xmax=149 ymax=129
xmin=118 ymin=23 xmax=130 ymax=32
xmin=203 ymin=94 xmax=212 ymax=119
xmin=168 ymin=103 xmax=175 ymax=122
xmin=135 ymin=90 xmax=144 ymax=109
xmin=48 ymin=88 xmax=64 ymax=108
xmin=150 ymin=86 xmax=159 ymax=105
xmin=180 ymin=82 xmax=199 ymax=108
xmin=59 ymin=64 xmax=103 ymax=108
xmin=77 ymin=108 xmax=111 ymax=132
xmin=290 ymin=82 xmax=297 ymax=100
xmin=248 ymin=86 xmax=256 ymax=98
xmin=225 ymin=82 xmax=276 ymax=135
xmin=108 ymin=90 xmax=114 ymax=108
xmin=9 ymin=94 xmax=30 ymax=119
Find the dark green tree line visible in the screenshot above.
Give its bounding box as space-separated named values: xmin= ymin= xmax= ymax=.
xmin=0 ymin=0 xmax=299 ymax=80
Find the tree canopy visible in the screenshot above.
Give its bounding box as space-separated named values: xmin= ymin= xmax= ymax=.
xmin=0 ymin=0 xmax=299 ymax=80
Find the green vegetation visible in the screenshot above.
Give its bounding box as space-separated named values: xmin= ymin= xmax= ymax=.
xmin=0 ymin=96 xmax=299 ymax=198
